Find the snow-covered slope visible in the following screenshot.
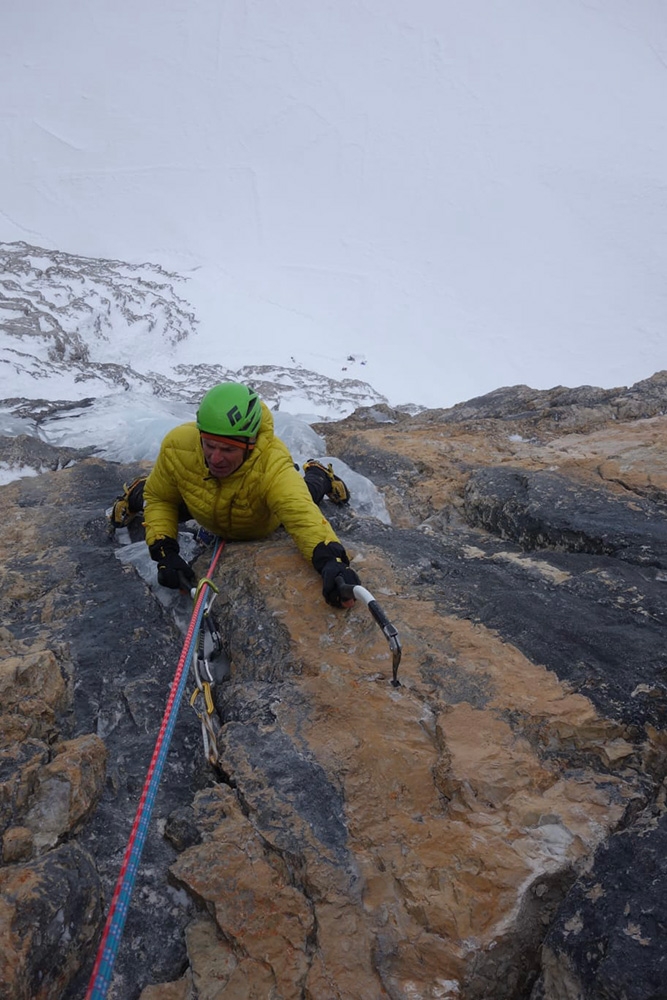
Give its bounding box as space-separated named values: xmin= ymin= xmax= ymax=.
xmin=1 ymin=2 xmax=666 ymax=408
xmin=0 ymin=241 xmax=392 ymax=465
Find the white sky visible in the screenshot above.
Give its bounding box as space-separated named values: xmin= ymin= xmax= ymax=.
xmin=2 ymin=0 xmax=667 ymax=409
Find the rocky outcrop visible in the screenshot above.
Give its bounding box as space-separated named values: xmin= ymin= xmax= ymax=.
xmin=1 ymin=374 xmax=667 ymax=999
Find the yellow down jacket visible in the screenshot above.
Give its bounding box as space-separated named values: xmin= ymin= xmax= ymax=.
xmin=143 ymin=403 xmax=340 ymax=562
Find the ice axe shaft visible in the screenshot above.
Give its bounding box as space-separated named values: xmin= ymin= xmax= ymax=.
xmin=336 ymin=579 xmax=402 ymax=686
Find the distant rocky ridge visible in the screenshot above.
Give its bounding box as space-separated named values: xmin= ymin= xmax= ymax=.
xmin=1 ymin=373 xmax=667 ymax=1000
xmin=0 ymin=241 xmax=196 ymax=361
xmin=0 ymin=241 xmax=389 ymax=426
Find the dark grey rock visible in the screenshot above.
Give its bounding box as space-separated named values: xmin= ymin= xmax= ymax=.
xmin=463 ymin=467 xmax=667 ymax=566
xmin=534 ymin=809 xmax=667 ymax=1000
xmin=0 ymin=433 xmax=95 ymax=471
xmin=164 ymin=806 xmax=202 ymax=852
xmin=0 ymin=843 xmax=102 ymax=1000
xmin=3 ymin=460 xmax=212 ymax=998
xmin=351 ymin=512 xmax=667 ymax=732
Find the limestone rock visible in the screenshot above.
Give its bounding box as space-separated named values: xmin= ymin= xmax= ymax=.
xmin=23 ymin=733 xmax=108 ymax=853
xmin=1 ymin=374 xmax=667 ymax=999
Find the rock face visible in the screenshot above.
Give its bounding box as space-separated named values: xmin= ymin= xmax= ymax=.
xmin=1 ymin=374 xmax=667 ymax=1000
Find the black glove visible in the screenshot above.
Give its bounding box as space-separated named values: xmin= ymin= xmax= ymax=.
xmin=312 ymin=541 xmax=360 ymax=608
xmin=149 ymin=537 xmax=197 ymax=591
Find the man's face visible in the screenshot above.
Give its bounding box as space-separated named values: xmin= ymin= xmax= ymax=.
xmin=201 ymin=437 xmax=245 ymax=478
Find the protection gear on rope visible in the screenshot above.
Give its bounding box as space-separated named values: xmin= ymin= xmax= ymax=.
xmin=85 ymin=540 xmax=225 ymax=1000
xmin=312 ymin=541 xmax=360 ymax=607
xmin=189 ymin=587 xmax=229 ymax=764
xmin=108 ymin=476 xmax=147 ymax=530
xmin=196 ymin=383 xmax=262 ymax=440
xmin=149 ymin=537 xmax=197 ymax=590
xmin=303 ymin=460 xmax=350 ymax=505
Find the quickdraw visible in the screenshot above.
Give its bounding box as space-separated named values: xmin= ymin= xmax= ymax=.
xmin=187 ymin=578 xmax=231 ymax=765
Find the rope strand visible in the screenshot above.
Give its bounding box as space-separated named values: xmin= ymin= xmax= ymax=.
xmin=86 ymin=539 xmax=225 ymax=999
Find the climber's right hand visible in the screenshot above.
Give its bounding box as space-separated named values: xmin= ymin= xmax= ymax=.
xmin=149 ymin=538 xmax=197 ymax=591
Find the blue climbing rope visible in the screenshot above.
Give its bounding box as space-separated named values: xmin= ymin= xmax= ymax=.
xmin=85 ymin=539 xmax=225 ymax=999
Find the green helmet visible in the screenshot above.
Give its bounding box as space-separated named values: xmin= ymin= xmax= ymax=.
xmin=196 ymin=383 xmax=262 ymax=439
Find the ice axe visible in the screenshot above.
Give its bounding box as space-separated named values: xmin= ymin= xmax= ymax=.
xmin=336 ymin=579 xmax=402 ymax=686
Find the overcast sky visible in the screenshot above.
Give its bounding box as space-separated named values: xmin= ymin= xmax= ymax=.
xmin=1 ymin=1 xmax=666 ymax=409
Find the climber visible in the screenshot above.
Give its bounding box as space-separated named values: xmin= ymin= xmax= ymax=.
xmin=109 ymin=382 xmax=360 ymax=608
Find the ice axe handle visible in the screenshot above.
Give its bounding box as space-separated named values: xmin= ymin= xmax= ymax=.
xmin=368 ymin=599 xmax=394 ymax=633
xmin=178 ymin=570 xmax=197 ymax=597
xmin=335 ymin=576 xmax=357 ymax=604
